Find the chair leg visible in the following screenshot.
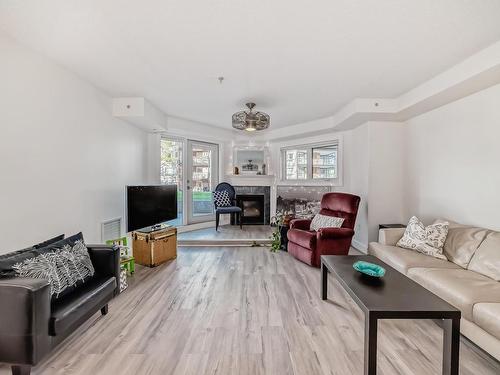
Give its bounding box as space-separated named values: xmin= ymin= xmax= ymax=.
xmin=239 ymin=212 xmax=242 ymax=229
xmin=101 ymin=304 xmax=108 ymax=315
xmin=215 ymin=213 xmax=220 ymax=231
xmin=11 ymin=365 xmax=31 ymax=375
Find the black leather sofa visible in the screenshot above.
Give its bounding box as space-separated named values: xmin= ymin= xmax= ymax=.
xmin=0 ymin=244 xmax=120 ymax=375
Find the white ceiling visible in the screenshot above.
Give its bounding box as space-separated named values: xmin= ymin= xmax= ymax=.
xmin=1 ymin=0 xmax=500 ymax=130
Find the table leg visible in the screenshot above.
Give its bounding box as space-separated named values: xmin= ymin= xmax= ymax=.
xmin=321 ymin=262 xmax=328 ymax=300
xmin=443 ymin=317 xmax=460 ymax=375
xmin=364 ymin=313 xmax=378 ymax=375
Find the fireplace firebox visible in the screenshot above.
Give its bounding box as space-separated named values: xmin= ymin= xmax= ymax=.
xmin=234 ymin=194 xmax=265 ymax=225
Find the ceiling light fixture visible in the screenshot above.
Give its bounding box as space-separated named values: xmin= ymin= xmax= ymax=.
xmin=232 ymin=103 xmax=270 ymax=132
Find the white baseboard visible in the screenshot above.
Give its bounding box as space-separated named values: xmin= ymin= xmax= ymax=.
xmin=352 ymin=239 xmax=368 ymax=254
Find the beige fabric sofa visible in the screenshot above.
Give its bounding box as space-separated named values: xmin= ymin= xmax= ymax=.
xmin=368 ymin=221 xmax=500 ymax=361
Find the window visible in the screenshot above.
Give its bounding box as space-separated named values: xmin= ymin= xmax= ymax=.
xmin=285 ymin=149 xmax=308 ymax=180
xmin=281 ymin=141 xmax=340 ymax=182
xmin=191 ymin=148 xmax=212 ymax=192
xmin=312 ymin=145 xmax=337 ymax=179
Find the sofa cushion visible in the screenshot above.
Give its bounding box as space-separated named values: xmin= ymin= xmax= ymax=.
xmin=368 ymin=242 xmax=460 ymax=274
xmin=442 ymin=226 xmax=489 ymax=268
xmin=468 ymin=231 xmax=500 ymax=281
xmin=287 ymin=229 xmax=316 ymax=249
xmin=216 ymin=206 xmax=242 ymax=213
xmin=13 ymin=239 xmax=95 ymax=301
xmin=33 ymin=234 xmax=65 ymax=249
xmin=378 ymin=228 xmax=406 ymax=246
xmin=50 ymin=276 xmax=116 ymax=336
xmin=0 ymin=246 xmax=35 ymax=277
xmin=397 ymin=216 xmax=448 ymax=260
xmin=473 ymin=303 xmax=500 ymax=341
xmin=433 ymin=218 xmax=466 ymax=229
xmin=407 ymin=268 xmax=500 ymax=320
xmin=0 ymin=234 xmax=65 ymax=277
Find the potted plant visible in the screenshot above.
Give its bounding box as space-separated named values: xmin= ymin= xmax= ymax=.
xmin=269 ymin=211 xmax=285 ymax=252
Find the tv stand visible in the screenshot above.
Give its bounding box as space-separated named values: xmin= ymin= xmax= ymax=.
xmin=135 ymin=223 xmax=172 ymax=234
xmin=132 ymin=225 xmax=177 ymax=267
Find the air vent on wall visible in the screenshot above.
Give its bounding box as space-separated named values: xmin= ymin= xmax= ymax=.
xmin=101 ymin=218 xmax=122 ymax=242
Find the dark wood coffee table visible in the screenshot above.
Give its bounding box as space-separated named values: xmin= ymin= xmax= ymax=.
xmin=321 ymin=255 xmax=461 ymax=375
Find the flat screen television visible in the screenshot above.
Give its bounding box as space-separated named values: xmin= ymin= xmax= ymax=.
xmin=126 ymin=185 xmax=177 ymax=232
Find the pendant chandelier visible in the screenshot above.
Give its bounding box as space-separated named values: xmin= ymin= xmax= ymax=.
xmin=232 ymin=103 xmax=270 ymax=132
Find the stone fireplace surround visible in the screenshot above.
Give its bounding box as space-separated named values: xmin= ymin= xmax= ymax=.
xmin=231 ymin=185 xmax=271 ymax=225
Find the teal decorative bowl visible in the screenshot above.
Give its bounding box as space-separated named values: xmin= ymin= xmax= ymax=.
xmin=353 ymin=261 xmax=386 ymax=278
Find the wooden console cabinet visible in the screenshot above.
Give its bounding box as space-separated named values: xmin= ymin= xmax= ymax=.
xmin=132 ymin=226 xmax=177 ymax=267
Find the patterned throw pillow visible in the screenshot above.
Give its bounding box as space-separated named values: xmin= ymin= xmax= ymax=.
xmin=213 ymin=190 xmax=232 ymax=207
xmin=310 ymin=214 xmax=344 ymax=231
xmin=397 ymin=216 xmax=449 ymax=260
xmin=0 ymin=234 xmax=65 ymax=277
xmin=12 ymin=240 xmax=95 ymax=299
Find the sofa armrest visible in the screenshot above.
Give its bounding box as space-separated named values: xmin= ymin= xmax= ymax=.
xmin=0 ymin=278 xmax=51 ymax=365
xmin=317 ymin=227 xmax=355 ymax=240
xmin=290 ymin=219 xmax=312 ymax=231
xmin=378 ymin=228 xmax=406 ymax=246
xmin=87 ymin=244 xmax=121 ymax=295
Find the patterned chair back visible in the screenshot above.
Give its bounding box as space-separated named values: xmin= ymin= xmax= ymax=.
xmin=213 ymin=182 xmax=236 ymax=208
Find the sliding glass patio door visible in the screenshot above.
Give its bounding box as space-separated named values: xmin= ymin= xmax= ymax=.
xmin=160 ymin=137 xmax=219 ymax=226
xmin=186 ymin=140 xmax=219 ymax=224
xmin=160 ymin=137 xmax=184 ymax=226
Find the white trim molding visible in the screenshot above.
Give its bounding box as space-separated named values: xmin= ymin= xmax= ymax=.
xmin=224 ymin=174 xmax=275 ymax=187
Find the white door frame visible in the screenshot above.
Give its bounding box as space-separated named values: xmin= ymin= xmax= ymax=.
xmin=186 ymin=139 xmax=219 ymax=225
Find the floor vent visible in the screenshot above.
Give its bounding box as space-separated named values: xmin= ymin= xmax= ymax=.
xmin=101 ymin=218 xmax=122 ymax=242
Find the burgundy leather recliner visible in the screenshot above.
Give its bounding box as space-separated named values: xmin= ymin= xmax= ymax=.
xmin=287 ymin=192 xmax=361 ymax=267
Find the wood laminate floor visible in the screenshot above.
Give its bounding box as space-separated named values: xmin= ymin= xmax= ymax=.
xmin=178 ymin=225 xmax=274 ymax=246
xmin=2 ymin=247 xmax=499 ymax=375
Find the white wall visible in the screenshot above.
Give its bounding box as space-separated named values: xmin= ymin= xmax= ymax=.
xmin=1 ymin=27 xmax=496 ymax=255
xmin=346 ymin=124 xmax=370 ymax=249
xmin=340 ymin=121 xmax=406 ymax=250
xmin=0 ymin=32 xmax=148 ymax=253
xmin=263 ymin=82 xmax=500 ymax=249
xmin=405 ymin=83 xmax=500 ymax=230
xmin=142 ymin=84 xmax=500 ymax=250
xmin=265 ymin=123 xmax=406 ymax=251
xmin=366 ymin=122 xmax=406 ymax=242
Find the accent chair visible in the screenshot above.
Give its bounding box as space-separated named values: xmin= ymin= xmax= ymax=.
xmin=213 ymin=182 xmax=242 ymax=231
xmin=287 ymin=192 xmax=361 ymax=267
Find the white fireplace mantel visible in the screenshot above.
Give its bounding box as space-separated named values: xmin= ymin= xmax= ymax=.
xmin=224 ymin=174 xmax=275 ymax=187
